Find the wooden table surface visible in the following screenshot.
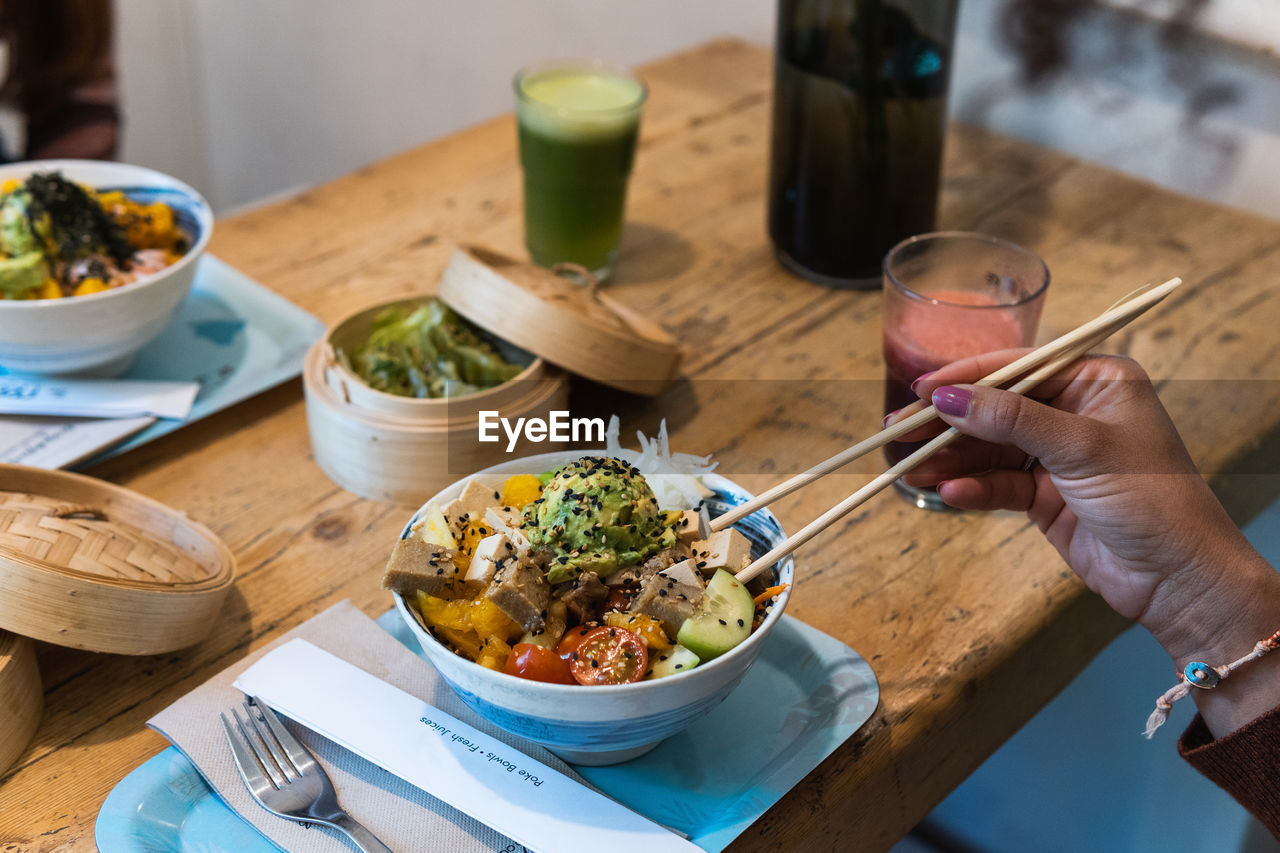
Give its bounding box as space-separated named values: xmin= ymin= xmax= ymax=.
xmin=5 ymin=40 xmax=1280 ymax=853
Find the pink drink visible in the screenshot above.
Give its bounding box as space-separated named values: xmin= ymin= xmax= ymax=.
xmin=881 ymin=233 xmax=1048 ymax=509
xmin=883 ymin=289 xmax=1031 ymax=465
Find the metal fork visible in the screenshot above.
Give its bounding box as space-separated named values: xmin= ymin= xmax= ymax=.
xmin=221 ymin=697 xmax=393 ymax=853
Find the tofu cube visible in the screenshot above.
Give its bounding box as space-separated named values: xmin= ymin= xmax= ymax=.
xmin=690 ymin=529 xmax=752 ymax=574
xmin=464 ymin=533 xmax=514 ymax=584
xmin=484 ymin=505 xmax=530 ymax=552
xmin=672 ymin=508 xmax=710 ymax=545
xmin=442 ymin=479 xmax=503 ymax=534
xmin=381 ymin=537 xmax=459 ymax=596
xmin=629 ymin=566 xmax=704 ymax=635
xmin=655 ymin=558 xmax=704 ymax=589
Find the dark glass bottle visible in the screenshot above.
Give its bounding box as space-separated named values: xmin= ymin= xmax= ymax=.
xmin=768 ymin=0 xmax=959 ymax=288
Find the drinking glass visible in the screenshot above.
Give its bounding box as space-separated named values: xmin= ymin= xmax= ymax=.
xmin=514 ymin=60 xmax=647 ymax=281
xmin=882 ymin=231 xmax=1050 ymax=510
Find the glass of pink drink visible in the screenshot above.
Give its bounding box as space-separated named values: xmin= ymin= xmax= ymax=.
xmin=882 ymin=231 xmax=1049 ymax=510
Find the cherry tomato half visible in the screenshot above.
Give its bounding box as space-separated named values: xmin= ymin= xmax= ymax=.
xmin=567 ymin=626 xmax=648 ymax=686
xmin=504 ymin=643 xmax=575 ymax=685
xmin=556 ymin=626 xmax=596 ymax=662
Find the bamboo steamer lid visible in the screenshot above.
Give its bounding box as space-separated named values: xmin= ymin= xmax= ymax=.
xmin=437 ymin=246 xmax=683 ymax=396
xmin=0 ymin=465 xmax=235 ymax=655
xmin=0 ymin=630 xmax=41 ymax=776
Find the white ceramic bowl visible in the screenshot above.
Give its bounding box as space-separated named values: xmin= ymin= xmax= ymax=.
xmin=0 ymin=159 xmax=213 ymax=375
xmin=395 ymin=449 xmax=794 ymax=765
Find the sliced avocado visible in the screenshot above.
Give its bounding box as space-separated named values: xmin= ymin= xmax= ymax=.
xmin=646 ymin=644 xmax=700 ymax=679
xmin=0 ymin=189 xmax=38 ymax=257
xmin=676 ymin=569 xmax=754 ymax=662
xmin=0 ymin=250 xmax=47 ymax=299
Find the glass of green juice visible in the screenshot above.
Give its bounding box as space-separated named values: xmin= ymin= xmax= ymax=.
xmin=514 ymin=60 xmax=647 ymax=280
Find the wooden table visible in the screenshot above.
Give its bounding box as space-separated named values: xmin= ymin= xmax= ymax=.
xmin=5 ymin=40 xmax=1280 ymax=852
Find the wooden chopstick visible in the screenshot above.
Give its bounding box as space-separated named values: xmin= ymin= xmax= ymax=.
xmin=731 ymin=277 xmax=1184 ymax=585
xmin=712 ymin=276 xmax=1182 ymax=535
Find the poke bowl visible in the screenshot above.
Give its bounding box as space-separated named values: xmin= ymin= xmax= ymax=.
xmin=0 ymin=159 xmax=213 ymax=375
xmin=391 ymin=446 xmax=794 ymax=765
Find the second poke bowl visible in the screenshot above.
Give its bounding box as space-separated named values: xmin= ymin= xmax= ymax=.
xmin=0 ymin=159 xmax=213 ymax=375
xmin=390 ymin=445 xmax=794 ymax=765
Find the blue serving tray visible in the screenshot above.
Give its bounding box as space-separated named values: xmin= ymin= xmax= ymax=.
xmin=97 ymin=610 xmax=879 ymax=852
xmin=0 ymin=254 xmax=324 ymax=469
xmin=88 ymin=254 xmax=325 ymax=462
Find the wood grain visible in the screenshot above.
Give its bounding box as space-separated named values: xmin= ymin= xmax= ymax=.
xmin=3 ymin=39 xmax=1279 ymax=852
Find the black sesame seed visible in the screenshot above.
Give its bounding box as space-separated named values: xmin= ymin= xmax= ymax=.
xmin=737 ymin=618 xmax=745 ymax=627
xmin=718 ymin=618 xmax=727 ymax=625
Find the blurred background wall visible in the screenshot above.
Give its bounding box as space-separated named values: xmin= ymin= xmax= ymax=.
xmin=110 ymin=2 xmax=1280 ymax=851
xmin=115 ymin=0 xmax=1280 ymax=219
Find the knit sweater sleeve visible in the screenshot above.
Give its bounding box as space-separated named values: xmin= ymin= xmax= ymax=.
xmin=1179 ymin=704 xmax=1280 ymax=837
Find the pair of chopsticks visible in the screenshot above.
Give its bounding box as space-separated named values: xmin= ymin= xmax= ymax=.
xmin=729 ymin=276 xmax=1184 ymax=585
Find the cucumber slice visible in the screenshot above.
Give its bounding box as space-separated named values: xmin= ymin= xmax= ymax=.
xmin=676 ymin=569 xmax=754 ymax=662
xmin=646 ymin=644 xmax=700 ymax=679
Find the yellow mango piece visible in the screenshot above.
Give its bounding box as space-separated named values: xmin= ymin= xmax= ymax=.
xmin=475 ymin=635 xmax=511 ymax=671
xmin=470 ymin=598 xmax=522 ymax=642
xmin=413 ymin=591 xmax=470 ymax=631
xmin=455 ymin=519 xmax=495 ymax=571
xmin=605 ymin=611 xmax=673 ymax=650
xmin=32 ymin=279 xmax=62 ymax=300
xmin=1 ymin=178 xmax=19 ymax=193
xmin=73 ymin=277 xmax=110 ymax=296
xmin=436 ymin=625 xmax=483 ymax=660
xmin=500 ymin=474 xmax=542 ymax=509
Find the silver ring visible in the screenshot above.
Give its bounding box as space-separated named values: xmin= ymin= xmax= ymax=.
xmin=1020 ymin=455 xmax=1039 ymax=472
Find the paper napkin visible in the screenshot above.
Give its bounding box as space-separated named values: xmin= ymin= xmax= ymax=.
xmin=149 ymin=600 xmax=605 ymax=853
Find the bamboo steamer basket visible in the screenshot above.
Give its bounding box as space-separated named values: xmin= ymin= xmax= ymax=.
xmin=0 ymin=630 xmax=41 ymax=777
xmin=304 ymin=325 xmax=569 ymax=505
xmin=303 ymin=246 xmax=683 ymax=505
xmin=0 ymin=465 xmax=236 ymax=655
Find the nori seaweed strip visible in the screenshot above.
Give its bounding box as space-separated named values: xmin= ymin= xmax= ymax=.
xmin=23 ymin=172 xmax=133 ymax=266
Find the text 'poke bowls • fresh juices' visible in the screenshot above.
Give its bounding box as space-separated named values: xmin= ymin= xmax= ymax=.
xmin=514 ymin=61 xmax=647 ymax=279
xmin=882 ymin=232 xmax=1049 ymax=510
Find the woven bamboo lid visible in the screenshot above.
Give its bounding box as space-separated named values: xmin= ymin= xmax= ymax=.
xmin=0 ymin=465 xmax=235 ymax=655
xmin=0 ymin=630 xmax=41 ymax=776
xmin=437 ymin=246 xmax=683 ymax=396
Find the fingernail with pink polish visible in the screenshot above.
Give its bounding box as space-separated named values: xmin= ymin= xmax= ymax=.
xmin=882 ymin=408 xmax=901 ymax=428
xmin=933 ymin=386 xmax=972 ymax=417
xmin=910 ymin=370 xmax=937 ymax=394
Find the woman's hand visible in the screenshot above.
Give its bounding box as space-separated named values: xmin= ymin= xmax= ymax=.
xmin=888 ymin=351 xmax=1280 ymax=735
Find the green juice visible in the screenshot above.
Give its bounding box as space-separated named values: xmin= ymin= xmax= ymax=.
xmin=515 ymin=65 xmax=646 ymax=276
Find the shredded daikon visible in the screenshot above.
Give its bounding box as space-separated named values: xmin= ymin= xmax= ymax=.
xmin=604 ymin=415 xmax=716 ymax=510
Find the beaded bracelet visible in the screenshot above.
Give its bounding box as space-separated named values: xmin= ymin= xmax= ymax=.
xmin=1144 ymin=629 xmax=1280 ymax=738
